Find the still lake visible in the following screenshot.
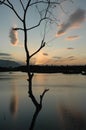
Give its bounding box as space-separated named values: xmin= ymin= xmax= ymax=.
xmin=0 ymin=72 xmax=86 ymax=130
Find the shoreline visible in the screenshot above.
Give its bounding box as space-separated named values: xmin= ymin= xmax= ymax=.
xmin=0 ymin=65 xmax=86 ymax=75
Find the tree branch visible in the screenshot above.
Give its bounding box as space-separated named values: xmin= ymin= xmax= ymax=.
xmin=20 ymin=0 xmax=25 ymax=11
xmin=1 ymin=0 xmax=23 ymax=22
xmin=0 ymin=0 xmax=5 ymax=4
xmin=40 ymin=89 xmax=49 ymax=106
xmin=29 ymin=90 xmax=39 ymax=107
xmin=44 ymin=0 xmax=50 ymax=18
xmin=26 ymin=0 xmax=61 ymax=31
xmin=24 ymin=0 xmax=32 ymax=18
xmin=27 ymin=17 xmax=52 ymax=31
xmin=29 ymin=1 xmax=60 ymax=7
xmin=30 ymin=40 xmax=46 ymax=59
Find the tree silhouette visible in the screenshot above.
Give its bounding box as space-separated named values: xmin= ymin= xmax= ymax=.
xmin=0 ymin=0 xmax=72 ymax=80
xmin=0 ymin=0 xmax=72 ymax=129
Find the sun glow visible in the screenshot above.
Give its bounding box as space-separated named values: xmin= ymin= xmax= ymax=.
xmin=35 ymin=51 xmax=48 ymax=65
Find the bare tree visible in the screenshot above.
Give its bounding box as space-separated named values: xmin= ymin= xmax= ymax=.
xmin=0 ymin=0 xmax=72 ymax=129
xmin=0 ymin=0 xmax=72 ymax=87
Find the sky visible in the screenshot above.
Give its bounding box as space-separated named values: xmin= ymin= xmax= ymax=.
xmin=0 ymin=0 xmax=86 ymax=65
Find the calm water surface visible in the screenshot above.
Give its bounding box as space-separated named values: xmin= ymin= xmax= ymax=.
xmin=0 ymin=72 xmax=86 ymax=130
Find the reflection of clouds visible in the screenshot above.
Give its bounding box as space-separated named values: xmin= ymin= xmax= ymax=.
xmin=34 ymin=74 xmax=47 ymax=85
xmin=10 ymin=94 xmax=18 ymax=118
xmin=58 ymin=103 xmax=86 ymax=130
xmin=10 ymin=81 xmax=18 ymax=118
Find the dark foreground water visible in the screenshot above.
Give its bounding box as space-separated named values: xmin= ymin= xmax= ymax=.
xmin=0 ymin=72 xmax=86 ymax=130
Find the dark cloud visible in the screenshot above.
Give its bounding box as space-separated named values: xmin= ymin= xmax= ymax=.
xmin=69 ymin=58 xmax=75 ymax=61
xmin=68 ymin=58 xmax=75 ymax=61
xmin=52 ymin=56 xmax=62 ymax=59
xmin=67 ymin=47 xmax=74 ymax=50
xmin=1 ymin=57 xmax=13 ymax=60
xmin=66 ymin=35 xmax=80 ymax=40
xmin=67 ymin=56 xmax=75 ymax=59
xmin=0 ymin=53 xmax=11 ymax=56
xmin=43 ymin=53 xmax=48 ymax=56
xmin=57 ymin=8 xmax=86 ymax=36
xmin=0 ymin=53 xmax=12 ymax=60
xmin=65 ymin=56 xmax=76 ymax=61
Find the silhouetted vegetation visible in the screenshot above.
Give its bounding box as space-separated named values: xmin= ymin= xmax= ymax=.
xmin=0 ymin=65 xmax=86 ymax=75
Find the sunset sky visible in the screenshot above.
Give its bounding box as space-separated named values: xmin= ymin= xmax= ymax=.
xmin=0 ymin=0 xmax=86 ymax=65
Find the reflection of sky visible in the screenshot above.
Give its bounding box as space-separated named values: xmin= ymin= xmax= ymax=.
xmin=0 ymin=72 xmax=86 ymax=129
xmin=0 ymin=1 xmax=86 ymax=65
xmin=58 ymin=103 xmax=86 ymax=130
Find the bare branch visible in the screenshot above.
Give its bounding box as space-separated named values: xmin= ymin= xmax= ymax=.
xmin=40 ymin=89 xmax=49 ymax=105
xmin=1 ymin=0 xmax=23 ymax=22
xmin=27 ymin=16 xmax=52 ymax=31
xmin=29 ymin=0 xmax=73 ymax=8
xmin=0 ymin=1 xmax=11 ymax=8
xmin=20 ymin=0 xmax=25 ymax=11
xmin=35 ymin=3 xmax=42 ymax=19
xmin=30 ymin=19 xmax=48 ymax=59
xmin=29 ymin=1 xmax=60 ymax=7
xmin=7 ymin=0 xmax=23 ymax=21
xmin=44 ymin=0 xmax=50 ymax=18
xmin=26 ymin=0 xmax=32 ymax=10
xmin=6 ymin=0 xmax=14 ymax=8
xmin=30 ymin=40 xmax=46 ymax=59
xmin=0 ymin=0 xmax=5 ymax=4
xmin=29 ymin=90 xmax=39 ymax=107
xmin=59 ymin=3 xmax=68 ymax=14
xmin=24 ymin=0 xmax=32 ymax=17
xmin=26 ymin=0 xmax=64 ymax=31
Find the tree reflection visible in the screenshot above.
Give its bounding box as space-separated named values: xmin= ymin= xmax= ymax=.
xmin=28 ymin=77 xmax=49 ymax=130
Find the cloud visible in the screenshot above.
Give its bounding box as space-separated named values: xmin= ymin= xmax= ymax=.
xmin=43 ymin=53 xmax=48 ymax=56
xmin=67 ymin=47 xmax=74 ymax=50
xmin=52 ymin=56 xmax=62 ymax=59
xmin=66 ymin=35 xmax=80 ymax=41
xmin=0 ymin=53 xmax=11 ymax=56
xmin=0 ymin=53 xmax=13 ymax=60
xmin=66 ymin=56 xmax=76 ymax=61
xmin=9 ymin=27 xmax=19 ymax=46
xmin=57 ymin=8 xmax=86 ymax=36
xmin=67 ymin=56 xmax=75 ymax=59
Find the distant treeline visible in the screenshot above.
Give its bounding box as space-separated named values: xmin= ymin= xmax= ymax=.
xmin=0 ymin=65 xmax=86 ymax=75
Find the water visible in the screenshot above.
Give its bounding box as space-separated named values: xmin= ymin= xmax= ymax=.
xmin=0 ymin=72 xmax=86 ymax=130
